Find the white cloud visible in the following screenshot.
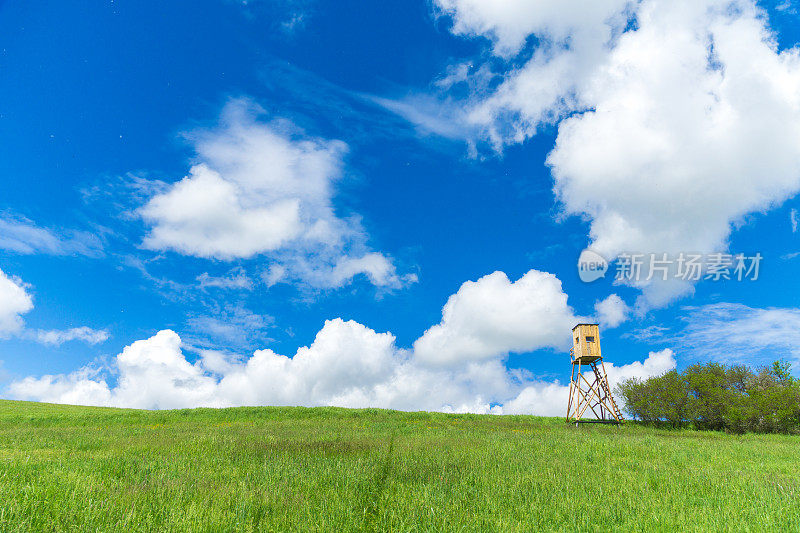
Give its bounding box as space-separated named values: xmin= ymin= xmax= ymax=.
xmin=196 ymin=348 xmax=245 ymax=376
xmin=330 ymin=253 xmax=415 ymax=289
xmin=414 ymin=269 xmax=581 ymax=365
xmin=214 ymin=319 xmax=401 ymax=408
xmin=8 ymin=319 xmax=674 ymax=415
xmin=776 ymin=1 xmax=798 ymax=15
xmin=139 ymin=98 xmax=409 ymax=289
xmin=548 ymin=1 xmax=800 ymax=259
xmin=262 ymin=252 xmax=415 ymax=290
xmin=434 ymin=0 xmax=630 ymax=58
xmin=594 ymin=294 xmax=630 ymax=328
xmin=368 ymin=94 xmax=473 ymax=141
xmin=623 ymin=324 xmax=670 ymax=342
xmin=141 ymin=163 xmax=304 ymax=259
xmin=792 ymin=208 xmax=798 ymax=233
xmin=34 ymin=327 xmax=110 ymax=346
xmin=499 ymin=380 xmax=571 ymax=417
xmin=434 ymin=0 xmax=800 ymax=307
xmin=186 ymin=304 xmax=273 ymax=349
xmin=0 ymin=215 xmax=103 ymax=256
xmin=433 ymin=0 xmax=631 ymax=146
xmin=604 ymin=347 xmax=676 ymax=385
xmin=502 ymin=348 xmax=676 ymax=416
xmin=8 ymin=321 xmax=497 ymax=411
xmin=0 ymin=268 xmax=109 ymax=344
xmin=261 ymin=264 xmax=287 ymax=288
xmin=196 ymin=267 xmax=253 ymax=290
xmin=9 ymin=330 xmax=217 ymax=409
xmin=623 ymin=303 xmax=800 ymax=372
xmin=9 ymin=367 xmax=113 ymax=407
xmin=6 ymin=267 xmax=676 ymax=414
xmin=0 ymin=268 xmax=33 ymax=337
xmin=675 ymin=303 xmax=800 ymax=366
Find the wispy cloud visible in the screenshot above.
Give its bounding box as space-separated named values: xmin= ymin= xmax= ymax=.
xmin=186 ymin=303 xmax=274 ymax=350
xmin=233 ymin=0 xmax=315 ymax=35
xmin=367 ymin=94 xmax=473 ymax=141
xmin=0 ymin=214 xmax=103 ymax=257
xmin=32 ymin=327 xmax=110 ymax=346
xmin=676 ymin=303 xmax=800 ymax=365
xmin=776 ymin=1 xmax=798 ymax=15
xmin=197 ymin=267 xmax=253 ymax=290
xmin=629 ymin=303 xmax=800 ymax=369
xmin=0 ymin=268 xmax=109 ymax=345
xmin=623 ymin=325 xmax=671 ymax=342
xmin=253 ymin=60 xmax=473 ymax=152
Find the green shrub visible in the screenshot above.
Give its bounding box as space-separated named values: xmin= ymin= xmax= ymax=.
xmin=616 ymin=361 xmax=800 ymax=434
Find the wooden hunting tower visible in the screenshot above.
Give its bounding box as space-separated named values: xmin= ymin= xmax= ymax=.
xmin=566 ymin=324 xmax=623 ymax=424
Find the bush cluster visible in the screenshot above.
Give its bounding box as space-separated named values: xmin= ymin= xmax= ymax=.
xmin=616 ymin=361 xmax=800 ymax=433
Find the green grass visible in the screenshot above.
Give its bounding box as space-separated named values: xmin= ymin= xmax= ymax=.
xmin=0 ymin=400 xmax=798 ymax=532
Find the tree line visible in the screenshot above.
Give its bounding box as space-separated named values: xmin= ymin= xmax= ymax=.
xmin=615 ymin=361 xmax=800 ymax=434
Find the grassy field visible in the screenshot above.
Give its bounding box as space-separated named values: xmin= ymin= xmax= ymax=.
xmin=0 ymin=400 xmax=798 ymax=532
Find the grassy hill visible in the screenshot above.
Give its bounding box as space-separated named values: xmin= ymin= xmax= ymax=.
xmin=0 ymin=400 xmax=798 ymax=531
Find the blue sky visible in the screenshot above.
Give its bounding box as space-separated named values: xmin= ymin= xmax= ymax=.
xmin=2 ymin=0 xmax=800 ymax=413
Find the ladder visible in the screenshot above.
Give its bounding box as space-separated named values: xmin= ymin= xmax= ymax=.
xmin=590 ymin=361 xmax=623 ymax=422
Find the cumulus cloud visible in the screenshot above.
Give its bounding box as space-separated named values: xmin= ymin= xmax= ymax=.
xmin=141 ymin=163 xmax=305 ymax=259
xmin=604 ymin=347 xmax=676 ymax=385
xmin=4 ymin=266 xmax=661 ymax=412
xmin=594 ymin=294 xmax=630 ymax=328
xmin=414 ymin=270 xmax=581 ymax=365
xmin=0 ymin=268 xmax=109 ymax=344
xmin=7 ymin=320 xmax=674 ymax=415
xmin=9 ymin=367 xmax=113 ymax=407
xmin=434 ymin=0 xmax=629 ymax=58
xmin=9 ymin=330 xmax=215 ymax=409
xmin=7 ymin=321 xmax=488 ymax=411
xmin=5 ymin=267 xmax=678 ymax=414
xmin=433 ymin=0 xmax=800 ymax=307
xmin=139 ymin=98 xmax=409 ymax=289
xmin=433 ymin=0 xmax=631 ymax=144
xmin=0 ymin=268 xmax=33 ymax=337
xmin=499 ymin=380 xmax=571 ymax=417
xmin=548 ymin=0 xmax=800 ymax=268
xmin=502 ymin=348 xmax=676 ymax=416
